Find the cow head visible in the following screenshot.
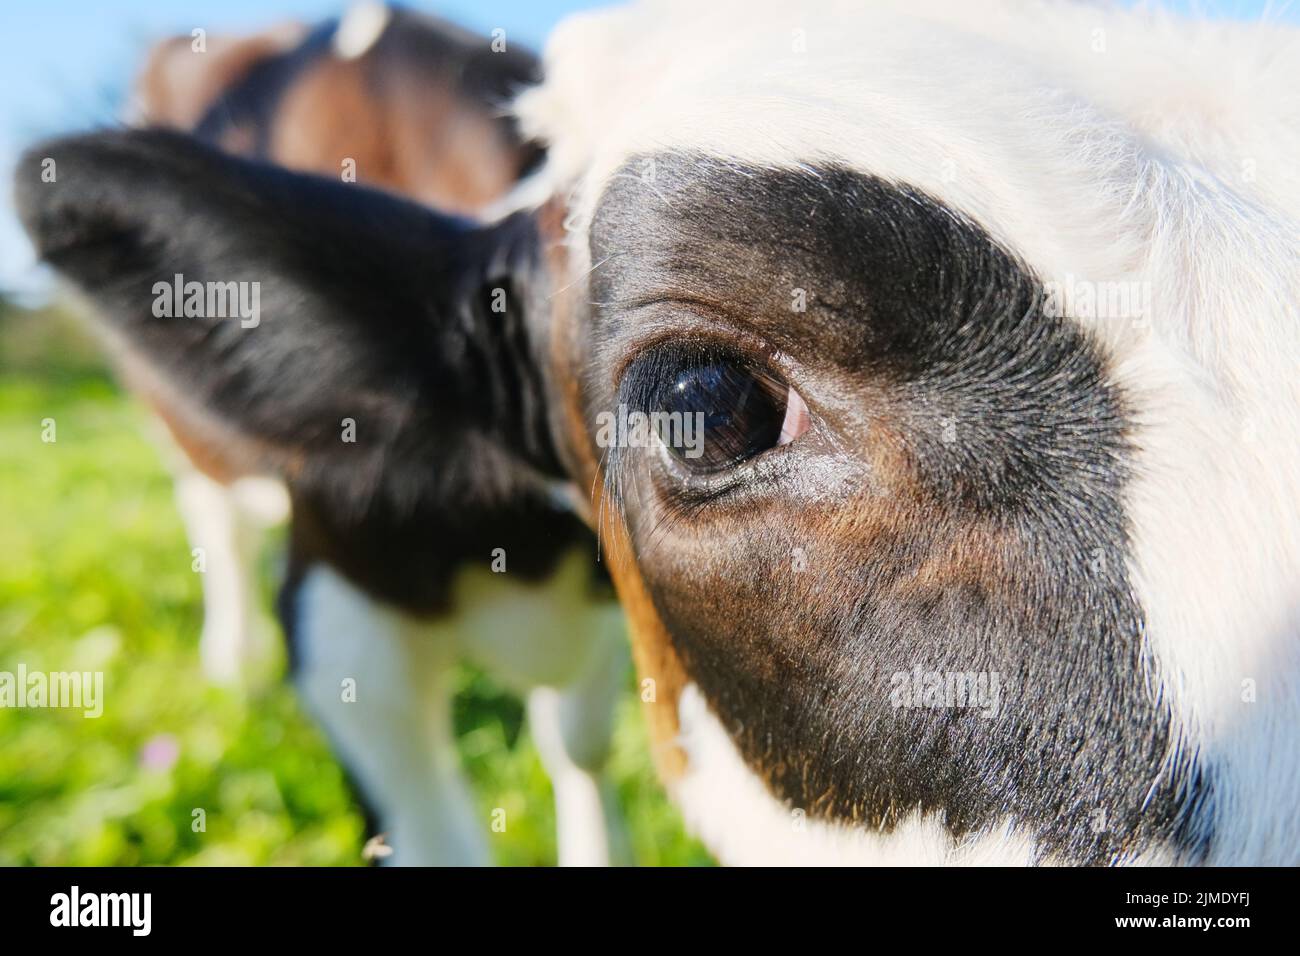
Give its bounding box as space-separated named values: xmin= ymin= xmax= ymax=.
xmin=16 ymin=0 xmax=1300 ymax=864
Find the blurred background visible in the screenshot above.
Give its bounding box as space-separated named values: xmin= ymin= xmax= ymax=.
xmin=0 ymin=0 xmax=1293 ymax=865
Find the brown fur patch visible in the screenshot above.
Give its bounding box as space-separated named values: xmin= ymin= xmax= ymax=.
xmin=134 ymin=24 xmax=306 ymax=129
xmin=267 ymin=46 xmax=523 ymax=216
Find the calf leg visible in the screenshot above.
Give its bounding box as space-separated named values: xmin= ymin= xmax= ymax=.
xmin=174 ymin=468 xmax=259 ymax=683
xmin=527 ymin=619 xmax=632 ymax=867
xmin=455 ymin=552 xmax=633 ymax=866
xmin=175 ymin=469 xmax=287 ymax=682
xmin=290 ymin=565 xmax=488 ymax=866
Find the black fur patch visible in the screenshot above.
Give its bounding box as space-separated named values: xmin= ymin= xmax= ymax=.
xmin=15 ymin=129 xmax=589 ymax=619
xmin=585 ymin=153 xmax=1210 ymax=864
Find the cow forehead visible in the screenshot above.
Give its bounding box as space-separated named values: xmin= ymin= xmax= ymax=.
xmin=517 ymin=1 xmax=1298 ymax=320
xmin=523 ymin=2 xmax=1212 ymax=279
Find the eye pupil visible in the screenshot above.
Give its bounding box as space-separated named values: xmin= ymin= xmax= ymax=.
xmin=657 ymin=359 xmax=787 ymax=472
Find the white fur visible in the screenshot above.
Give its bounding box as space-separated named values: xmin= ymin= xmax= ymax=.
xmin=459 ymin=551 xmax=631 ymax=866
xmin=294 ymin=553 xmax=628 ymax=866
xmin=333 ymin=1 xmax=391 ymax=60
xmin=529 ymin=681 xmax=629 ymax=867
xmin=173 ymin=469 xmax=285 ymax=683
xmin=515 ymin=0 xmax=1300 ymax=863
xmin=295 ymin=565 xmax=488 ymax=866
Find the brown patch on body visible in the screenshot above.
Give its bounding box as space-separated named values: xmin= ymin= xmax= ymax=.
xmin=375 ymin=63 xmax=524 ymax=214
xmin=134 ymin=24 xmax=307 ymax=129
xmin=267 ymin=54 xmax=396 ymax=185
xmin=269 ymin=54 xmax=520 ymax=216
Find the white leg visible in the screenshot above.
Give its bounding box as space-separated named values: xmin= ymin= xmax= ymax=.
xmin=454 ymin=550 xmax=633 ymax=866
xmin=291 ymin=565 xmax=489 ymax=866
xmin=227 ymin=474 xmax=290 ymax=527
xmin=527 ymin=624 xmax=632 ymax=867
xmin=174 ymin=469 xmax=260 ymax=683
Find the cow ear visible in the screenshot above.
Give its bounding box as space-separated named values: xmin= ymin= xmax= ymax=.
xmin=13 ymin=128 xmax=563 ymax=513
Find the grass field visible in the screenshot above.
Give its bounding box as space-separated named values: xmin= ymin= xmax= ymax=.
xmin=0 ymin=299 xmax=711 ymax=866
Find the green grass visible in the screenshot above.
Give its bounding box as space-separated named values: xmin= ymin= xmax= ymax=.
xmin=0 ymin=302 xmax=711 ymax=866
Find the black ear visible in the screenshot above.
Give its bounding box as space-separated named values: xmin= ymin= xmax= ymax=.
xmin=14 ymin=129 xmax=563 ymax=518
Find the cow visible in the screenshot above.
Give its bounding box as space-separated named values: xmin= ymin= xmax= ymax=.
xmin=15 ymin=0 xmax=1300 ymax=865
xmin=126 ymin=2 xmax=546 ymax=683
xmin=20 ymin=4 xmax=627 ymax=867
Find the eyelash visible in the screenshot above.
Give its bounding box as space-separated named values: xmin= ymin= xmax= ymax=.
xmin=616 ymin=332 xmax=786 ymax=404
xmin=605 ymin=339 xmax=791 ymax=501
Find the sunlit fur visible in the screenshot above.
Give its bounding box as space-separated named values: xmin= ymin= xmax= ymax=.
xmin=512 ymin=0 xmax=1300 ymax=864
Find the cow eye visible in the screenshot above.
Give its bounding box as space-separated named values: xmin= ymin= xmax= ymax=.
xmin=645 ymin=354 xmax=809 ymax=474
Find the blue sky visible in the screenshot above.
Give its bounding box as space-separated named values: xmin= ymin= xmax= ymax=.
xmin=0 ymin=1 xmax=1295 ymax=301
